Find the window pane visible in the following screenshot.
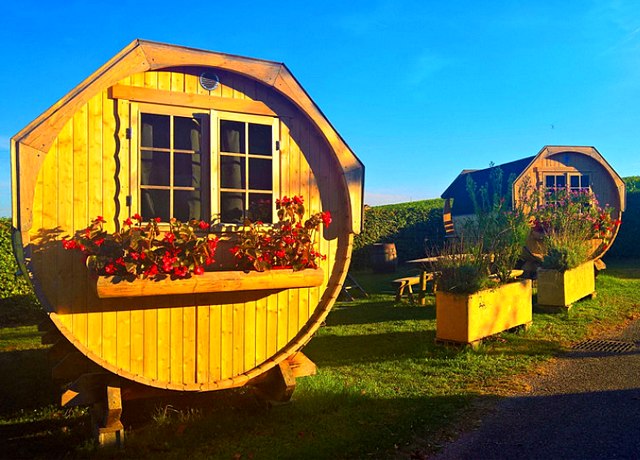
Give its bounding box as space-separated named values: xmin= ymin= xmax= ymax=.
xmin=220 ymin=120 xmax=245 ymax=153
xmin=141 ymin=150 xmax=170 ymax=186
xmin=556 ymin=175 xmax=566 ymax=187
xmin=248 ymin=158 xmax=272 ymax=190
xmin=545 ymin=176 xmax=555 ymax=188
xmin=248 ymin=123 xmax=272 ymax=156
xmin=174 ymin=190 xmax=201 ymax=221
xmin=174 ymin=116 xmax=201 ymax=151
xmin=249 ymin=194 xmax=272 ymax=223
xmin=220 ymin=155 xmax=245 ymax=189
xmin=570 ymin=175 xmax=580 ymax=188
xmin=221 ymin=192 xmax=244 ymax=223
xmin=141 ymin=189 xmax=170 ymax=222
xmin=175 ymin=152 xmax=201 ymax=187
xmin=141 ymin=114 xmax=170 ymax=149
xmin=582 ymin=175 xmax=590 ymax=188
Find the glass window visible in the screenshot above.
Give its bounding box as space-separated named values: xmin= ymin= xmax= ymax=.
xmin=139 ymin=112 xmax=203 ymax=222
xmin=137 ymin=110 xmax=275 ymax=225
xmin=219 ymin=119 xmax=274 ymax=223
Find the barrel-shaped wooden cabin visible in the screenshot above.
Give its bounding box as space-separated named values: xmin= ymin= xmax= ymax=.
xmin=11 ymin=39 xmax=363 ymax=438
xmin=441 ymin=145 xmax=625 ymax=263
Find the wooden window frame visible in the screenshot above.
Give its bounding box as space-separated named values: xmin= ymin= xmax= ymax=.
xmin=130 ymin=103 xmax=279 ymax=226
xmin=213 ymin=111 xmax=280 ymax=226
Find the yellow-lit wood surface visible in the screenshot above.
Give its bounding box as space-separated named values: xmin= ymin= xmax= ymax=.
xmin=22 ymin=64 xmax=355 ymax=391
xmin=94 ymin=268 xmax=324 ymax=299
xmin=436 ymin=279 xmax=533 ymax=344
xmin=537 ymin=260 xmax=596 ymax=307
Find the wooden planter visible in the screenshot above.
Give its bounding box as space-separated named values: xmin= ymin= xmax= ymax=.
xmin=436 ymin=279 xmax=532 ymax=345
xmin=536 ymin=260 xmax=595 ymax=308
xmin=93 ymin=268 xmax=324 ymax=299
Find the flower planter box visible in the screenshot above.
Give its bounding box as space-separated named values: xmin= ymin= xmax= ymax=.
xmin=435 ymin=279 xmax=532 ymax=345
xmin=93 ymin=268 xmax=324 ymax=299
xmin=536 ymin=260 xmax=595 ymax=308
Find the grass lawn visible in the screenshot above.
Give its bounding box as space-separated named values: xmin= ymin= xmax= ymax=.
xmin=1 ymin=258 xmax=639 ymax=459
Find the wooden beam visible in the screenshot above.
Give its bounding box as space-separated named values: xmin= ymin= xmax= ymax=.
xmin=249 ymin=360 xmax=296 ymax=403
xmin=108 ymin=84 xmax=276 ymax=117
xmin=287 ymin=352 xmax=316 ymax=378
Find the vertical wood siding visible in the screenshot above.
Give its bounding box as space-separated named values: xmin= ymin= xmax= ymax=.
xmin=29 ymin=68 xmax=346 ymax=390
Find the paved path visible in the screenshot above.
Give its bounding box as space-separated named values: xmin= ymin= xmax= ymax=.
xmin=432 ymin=320 xmax=640 ymax=459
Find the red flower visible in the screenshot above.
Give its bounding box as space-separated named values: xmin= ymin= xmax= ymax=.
xmin=62 ymin=239 xmax=77 ymax=250
xmin=163 ymin=233 xmax=176 ymax=243
xmin=144 ymin=264 xmax=159 ymax=277
xmin=293 ymin=196 xmax=304 ymax=205
xmin=94 ymin=216 xmax=106 ymax=224
xmin=104 ymin=263 xmax=117 ymax=275
xmin=199 ymin=220 xmax=209 ymax=230
xmin=153 ymin=217 xmax=162 ymax=223
xmin=124 ymin=217 xmax=133 ymax=226
xmin=94 ymin=238 xmax=105 ymax=247
xmin=276 ymin=250 xmax=286 ymax=259
xmin=194 ymin=265 xmax=205 ymax=275
xmin=133 ymin=213 xmax=142 ymax=222
xmin=173 ymin=266 xmax=188 ymax=278
xmin=321 ymin=211 xmax=332 ymax=228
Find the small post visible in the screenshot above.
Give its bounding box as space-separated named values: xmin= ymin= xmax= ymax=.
xmin=92 ymin=385 xmax=124 ymax=447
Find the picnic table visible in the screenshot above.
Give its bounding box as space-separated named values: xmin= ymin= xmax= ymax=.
xmin=392 ymin=257 xmax=440 ymax=305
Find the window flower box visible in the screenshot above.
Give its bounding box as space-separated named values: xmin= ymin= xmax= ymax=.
xmin=436 ymin=279 xmax=533 ymax=346
xmin=536 ymin=260 xmax=595 ymax=309
xmin=92 ymin=267 xmax=324 ymax=299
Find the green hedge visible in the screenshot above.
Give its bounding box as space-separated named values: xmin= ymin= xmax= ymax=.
xmin=0 ymin=218 xmax=41 ymax=326
xmin=352 ymin=199 xmax=445 ymax=269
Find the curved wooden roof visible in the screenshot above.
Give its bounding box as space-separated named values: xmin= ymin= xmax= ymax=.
xmin=12 ymin=39 xmax=364 ymax=235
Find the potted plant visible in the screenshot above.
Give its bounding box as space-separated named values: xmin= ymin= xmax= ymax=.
xmin=63 ymin=196 xmax=330 ymax=299
xmin=435 ymin=168 xmax=533 ymax=346
xmin=533 ymin=188 xmax=619 ymax=309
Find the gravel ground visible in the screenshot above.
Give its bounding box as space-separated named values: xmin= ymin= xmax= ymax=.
xmin=431 ymin=320 xmax=640 ymax=460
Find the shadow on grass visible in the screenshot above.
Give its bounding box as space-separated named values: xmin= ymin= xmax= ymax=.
xmin=326 ymin=301 xmax=435 ymax=327
xmin=119 ymin=388 xmax=476 ymax=459
xmin=0 ymin=347 xmax=92 ymax=459
xmin=306 ymin=330 xmax=438 ymax=367
xmin=0 ymin=349 xmax=58 ymax=415
xmin=0 ymin=294 xmax=45 ymax=327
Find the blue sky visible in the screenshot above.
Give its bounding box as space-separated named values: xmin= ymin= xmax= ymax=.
xmin=3 ymin=1 xmax=640 ymax=216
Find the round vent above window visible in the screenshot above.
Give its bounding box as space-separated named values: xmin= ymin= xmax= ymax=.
xmin=199 ymin=72 xmax=219 ymax=91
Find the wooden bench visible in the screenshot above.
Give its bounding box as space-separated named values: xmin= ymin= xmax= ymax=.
xmin=392 ymin=272 xmax=436 ymax=304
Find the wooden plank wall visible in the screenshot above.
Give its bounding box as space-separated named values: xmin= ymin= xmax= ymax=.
xmin=29 ymin=68 xmax=345 ymax=390
xmin=516 ymin=152 xmax=622 ymax=212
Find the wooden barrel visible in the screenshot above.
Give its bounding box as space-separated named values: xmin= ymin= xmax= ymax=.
xmin=371 ymin=243 xmax=398 ymax=273
xmin=10 ymin=41 xmax=365 ymax=401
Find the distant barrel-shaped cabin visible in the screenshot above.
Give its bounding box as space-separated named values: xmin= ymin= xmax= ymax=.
xmin=10 ymin=39 xmax=364 ymax=434
xmin=441 ymin=145 xmax=625 ymax=260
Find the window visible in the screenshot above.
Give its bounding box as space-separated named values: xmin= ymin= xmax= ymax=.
xmin=544 ymin=174 xmax=566 ymax=191
xmin=134 ymin=105 xmax=278 ymax=224
xmin=219 ymin=118 xmax=274 ymax=224
xmin=140 ymin=112 xmax=205 ymax=222
xmin=569 ymin=174 xmax=590 ymax=192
